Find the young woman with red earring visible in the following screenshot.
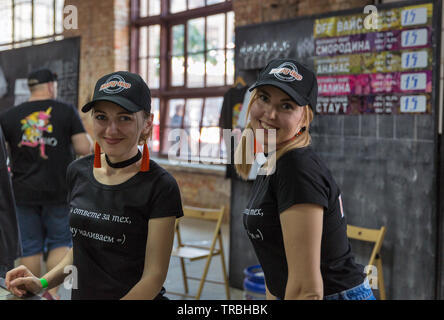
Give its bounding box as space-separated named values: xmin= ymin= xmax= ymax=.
xmin=5 ymin=71 xmax=183 ymax=300
xmin=235 ymin=59 xmax=374 ymax=300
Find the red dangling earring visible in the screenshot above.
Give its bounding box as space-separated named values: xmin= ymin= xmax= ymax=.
xmin=140 ymin=143 xmax=150 ymax=172
xmin=94 ymin=142 xmax=101 ymax=168
xmin=253 ymin=138 xmax=263 ymax=155
xmin=296 ymin=126 xmax=306 ymax=137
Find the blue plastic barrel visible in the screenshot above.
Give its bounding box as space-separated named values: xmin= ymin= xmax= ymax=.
xmin=243 ymin=264 xmax=266 ymax=300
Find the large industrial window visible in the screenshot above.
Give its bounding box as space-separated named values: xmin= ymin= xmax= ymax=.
xmin=131 ymin=0 xmax=234 ymax=164
xmin=0 ymin=0 xmax=65 ymax=51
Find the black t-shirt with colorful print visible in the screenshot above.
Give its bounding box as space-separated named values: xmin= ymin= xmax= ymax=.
xmin=243 ymin=147 xmax=365 ymax=299
xmin=67 ymin=155 xmax=183 ymax=300
xmin=0 ymin=99 xmax=85 ymax=205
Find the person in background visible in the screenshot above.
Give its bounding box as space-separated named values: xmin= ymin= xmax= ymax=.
xmin=169 ymin=104 xmax=184 ymax=128
xmin=0 ymin=126 xmax=21 ymax=280
xmin=6 ymin=71 xmax=183 ymax=300
xmin=235 ymin=59 xmax=374 ymax=300
xmin=0 ymin=68 xmax=91 ymax=299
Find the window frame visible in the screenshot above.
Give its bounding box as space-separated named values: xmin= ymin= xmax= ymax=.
xmin=130 ymin=0 xmax=233 ymax=161
xmin=0 ymin=0 xmax=64 ymax=51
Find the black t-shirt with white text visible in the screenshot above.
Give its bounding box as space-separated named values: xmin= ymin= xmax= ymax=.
xmin=0 ymin=99 xmax=85 ymax=205
xmin=243 ymin=147 xmax=365 ymax=298
xmin=67 ymin=155 xmax=183 ymax=300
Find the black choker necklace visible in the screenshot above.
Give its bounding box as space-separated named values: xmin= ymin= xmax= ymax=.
xmin=105 ymin=150 xmax=141 ymax=168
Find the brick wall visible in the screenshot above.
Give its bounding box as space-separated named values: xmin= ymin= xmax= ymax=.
xmin=114 ymin=0 xmax=131 ymax=72
xmin=163 ymin=165 xmax=231 ymax=222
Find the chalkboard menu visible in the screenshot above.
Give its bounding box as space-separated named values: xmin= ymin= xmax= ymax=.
xmin=314 ymin=3 xmax=435 ymax=115
xmin=235 ymin=1 xmax=438 ymax=116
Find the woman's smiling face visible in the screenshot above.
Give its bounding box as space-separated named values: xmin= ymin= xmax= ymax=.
xmin=249 ymin=85 xmax=306 ymax=148
xmin=92 ymin=101 xmax=150 ymax=162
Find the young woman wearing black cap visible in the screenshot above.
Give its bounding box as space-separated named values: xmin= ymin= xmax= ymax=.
xmin=235 ymin=59 xmax=375 ymax=300
xmin=5 ymin=71 xmax=183 ymax=300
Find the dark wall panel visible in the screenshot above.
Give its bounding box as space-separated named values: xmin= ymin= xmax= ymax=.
xmin=230 ymin=0 xmax=441 ymax=299
xmin=0 ymin=37 xmax=80 ymax=112
xmin=229 ymin=179 xmax=258 ymax=289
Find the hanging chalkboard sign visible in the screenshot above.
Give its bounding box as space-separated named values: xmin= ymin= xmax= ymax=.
xmin=0 ymin=37 xmax=80 ymax=112
xmin=314 ymin=3 xmax=435 ymax=115
xmin=235 ymin=1 xmax=438 ymax=115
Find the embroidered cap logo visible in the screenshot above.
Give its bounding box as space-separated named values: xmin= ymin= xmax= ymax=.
xmin=269 ymin=62 xmax=303 ymax=82
xmin=99 ymin=75 xmax=132 ymax=94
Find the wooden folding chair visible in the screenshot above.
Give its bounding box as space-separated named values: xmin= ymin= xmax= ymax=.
xmin=347 ymin=224 xmax=387 ymax=300
xmin=168 ymin=205 xmax=230 ymax=300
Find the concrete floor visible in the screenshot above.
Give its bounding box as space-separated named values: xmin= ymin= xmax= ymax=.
xmin=45 ymin=218 xmax=243 ymax=300
xmin=164 ymin=218 xmax=244 ymax=300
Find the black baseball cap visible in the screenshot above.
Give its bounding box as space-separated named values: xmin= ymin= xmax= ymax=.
xmin=28 ymin=68 xmax=58 ymax=87
xmin=81 ymin=71 xmax=151 ymax=114
xmin=249 ymin=59 xmax=318 ymax=109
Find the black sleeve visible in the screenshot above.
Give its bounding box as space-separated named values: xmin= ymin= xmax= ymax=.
xmin=149 ymin=173 xmax=184 ymax=219
xmin=0 ymin=126 xmax=22 ymax=263
xmin=0 ymin=113 xmax=9 ymax=142
xmin=273 ymin=155 xmax=329 ymax=214
xmin=66 ymin=160 xmax=76 ymax=203
xmin=68 ymin=104 xmax=86 ymax=136
xmin=219 ymin=88 xmax=234 ymax=129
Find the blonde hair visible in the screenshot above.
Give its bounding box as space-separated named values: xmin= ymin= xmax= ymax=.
xmin=138 ymin=111 xmax=152 ymax=145
xmin=234 ymin=89 xmax=314 ymax=180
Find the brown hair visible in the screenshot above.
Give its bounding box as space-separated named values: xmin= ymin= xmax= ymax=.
xmin=234 ymin=89 xmax=314 ymax=180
